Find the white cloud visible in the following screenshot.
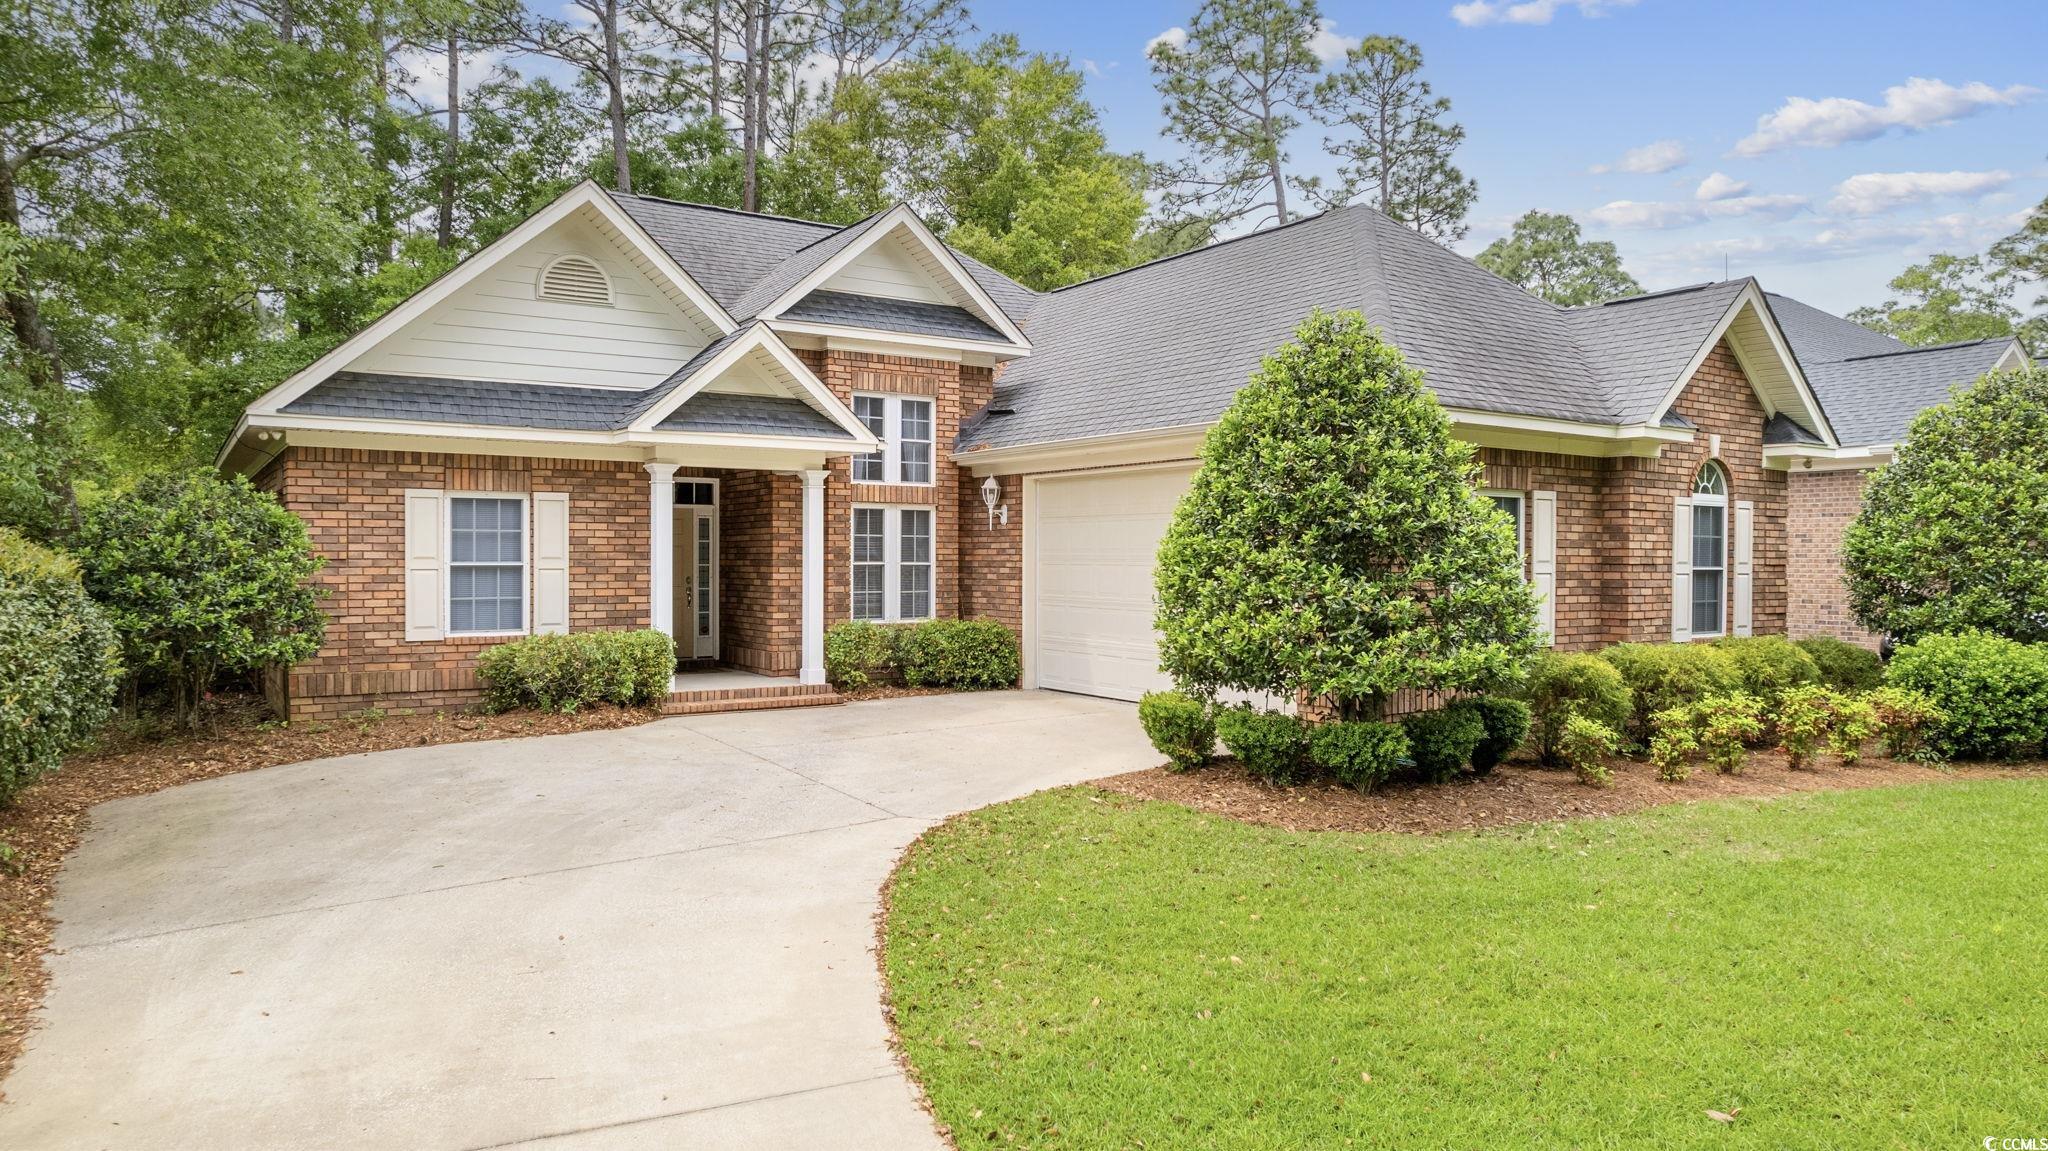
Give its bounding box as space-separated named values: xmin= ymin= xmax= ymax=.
xmin=1450 ymin=0 xmax=1636 ymax=28
xmin=1146 ymin=26 xmax=1188 ymax=55
xmin=1589 ymin=192 xmax=1807 ymax=230
xmin=1631 ymin=209 xmax=2029 ymax=285
xmin=1826 ymin=170 xmax=2015 ymax=215
xmin=1308 ymin=19 xmax=1362 ymax=64
xmin=1733 ymin=77 xmax=2038 ymax=156
xmin=1591 ymin=139 xmax=1688 ymax=175
xmin=393 ymin=46 xmax=504 ymax=106
xmin=1082 ymin=58 xmax=1102 ymax=77
xmin=1694 ymin=172 xmax=1749 ymax=201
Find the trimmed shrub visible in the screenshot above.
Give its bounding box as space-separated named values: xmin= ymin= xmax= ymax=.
xmin=898 ymin=619 xmax=1020 ymax=690
xmin=1216 ymin=707 xmax=1313 ymax=784
xmin=1460 ymin=696 xmax=1531 ymax=775
xmin=477 ymin=629 xmax=674 ymax=713
xmin=76 ymin=471 xmax=325 ymax=727
xmin=1884 ymin=633 xmax=2048 ymax=761
xmin=1712 ymin=636 xmax=1821 ymax=711
xmin=1647 ymin=706 xmax=1699 ymax=782
xmin=1520 ymin=652 xmax=1631 ymax=768
xmin=1558 ymin=714 xmax=1618 ymax=787
xmin=1796 ymin=636 xmax=1883 ymax=693
xmin=1777 ymin=685 xmax=1848 ymax=770
xmin=1598 ymin=642 xmax=1741 ymax=744
xmin=1693 ymin=693 xmax=1764 ymax=774
xmin=1401 ymin=705 xmax=1485 ymax=783
xmin=1866 ymin=686 xmax=1945 ymax=763
xmin=1139 ymin=691 xmax=1215 ymax=772
xmin=1309 ymin=719 xmax=1409 ymax=792
xmin=0 ymin=529 xmax=121 ymax=804
xmin=825 ymin=621 xmax=901 ymax=690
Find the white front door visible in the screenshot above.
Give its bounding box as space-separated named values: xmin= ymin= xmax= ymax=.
xmin=672 ymin=506 xmax=719 ymax=660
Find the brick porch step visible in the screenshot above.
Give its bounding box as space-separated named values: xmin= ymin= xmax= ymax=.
xmin=660 ymin=681 xmax=840 ymax=716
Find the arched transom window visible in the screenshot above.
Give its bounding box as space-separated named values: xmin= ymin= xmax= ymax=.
xmin=1689 ymin=462 xmax=1728 ymax=635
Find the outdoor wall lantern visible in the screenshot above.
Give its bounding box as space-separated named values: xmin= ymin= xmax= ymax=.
xmin=981 ymin=475 xmax=1009 ymax=529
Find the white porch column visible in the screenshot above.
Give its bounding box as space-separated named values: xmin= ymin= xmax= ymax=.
xmin=645 ymin=462 xmax=679 ymax=640
xmin=799 ymin=468 xmax=828 ymax=686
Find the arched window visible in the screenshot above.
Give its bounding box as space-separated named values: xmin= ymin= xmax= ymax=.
xmin=1689 ymin=462 xmax=1728 ymax=635
xmin=537 ymin=254 xmax=614 ymax=306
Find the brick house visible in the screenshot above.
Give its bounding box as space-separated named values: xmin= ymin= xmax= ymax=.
xmin=220 ymin=182 xmax=2022 ymax=718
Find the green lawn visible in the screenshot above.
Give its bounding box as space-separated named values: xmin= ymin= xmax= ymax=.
xmin=884 ymin=781 xmax=2048 ymax=1149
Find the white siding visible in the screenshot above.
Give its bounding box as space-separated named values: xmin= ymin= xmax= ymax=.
xmin=820 ymin=229 xmax=951 ymax=304
xmin=348 ymin=217 xmax=710 ymax=390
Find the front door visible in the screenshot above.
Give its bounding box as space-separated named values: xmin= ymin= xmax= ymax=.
xmin=671 ymin=504 xmax=719 ymax=661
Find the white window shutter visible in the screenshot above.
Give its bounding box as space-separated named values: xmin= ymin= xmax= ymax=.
xmin=1671 ymin=497 xmax=1694 ymax=643
xmin=1732 ymin=500 xmax=1754 ymax=637
xmin=404 ymin=489 xmax=445 ymax=642
xmin=1531 ymin=490 xmax=1557 ymax=645
xmin=533 ymin=491 xmax=571 ymax=635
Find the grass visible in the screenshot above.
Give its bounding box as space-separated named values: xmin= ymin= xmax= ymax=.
xmin=884 ymin=781 xmax=2048 ymax=1149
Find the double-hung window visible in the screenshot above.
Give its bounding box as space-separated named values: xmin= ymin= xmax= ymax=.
xmin=1485 ymin=491 xmax=1526 ymax=565
xmin=850 ymin=393 xmax=933 ymax=485
xmin=851 ymin=505 xmax=934 ymax=622
xmin=449 ymin=496 xmax=526 ymax=633
xmin=1690 ymin=463 xmax=1728 ymax=637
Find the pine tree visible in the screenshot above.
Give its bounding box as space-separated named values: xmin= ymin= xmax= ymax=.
xmin=1311 ymin=36 xmax=1476 ymax=242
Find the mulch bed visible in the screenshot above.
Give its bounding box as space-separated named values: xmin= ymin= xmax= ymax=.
xmin=1096 ymin=749 xmax=2044 ymax=836
xmin=0 ymin=694 xmax=661 ymax=1094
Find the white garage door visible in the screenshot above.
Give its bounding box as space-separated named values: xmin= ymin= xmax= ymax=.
xmin=1030 ymin=464 xmax=1195 ymax=701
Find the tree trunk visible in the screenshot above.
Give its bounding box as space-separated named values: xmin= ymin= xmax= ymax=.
xmin=709 ymin=4 xmax=724 ymax=125
xmin=278 ymin=0 xmax=295 ymax=43
xmin=1376 ymin=103 xmax=1391 ymax=214
xmin=437 ymin=24 xmax=459 ymax=247
xmin=600 ymin=0 xmax=631 ymax=193
xmin=740 ymin=1 xmax=760 ymax=211
xmin=0 ymin=161 xmax=63 ymax=389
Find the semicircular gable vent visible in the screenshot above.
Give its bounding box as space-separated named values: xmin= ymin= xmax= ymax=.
xmin=537 ymin=254 xmax=613 ymax=306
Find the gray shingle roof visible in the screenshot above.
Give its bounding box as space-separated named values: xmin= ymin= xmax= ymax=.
xmin=781 ymin=289 xmax=1007 ymax=342
xmin=611 ymin=195 xmax=836 ymax=312
xmin=728 ymin=209 xmax=896 ymax=320
xmin=1763 ymin=412 xmax=1825 ymax=445
xmin=655 ymin=391 xmax=850 ymax=437
xmin=1568 ymin=281 xmax=1750 ymax=422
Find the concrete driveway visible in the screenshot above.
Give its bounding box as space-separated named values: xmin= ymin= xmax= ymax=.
xmin=0 ymin=691 xmax=1151 ymax=1150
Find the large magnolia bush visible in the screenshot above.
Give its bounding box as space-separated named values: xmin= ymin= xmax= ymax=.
xmin=0 ymin=529 xmax=120 ymax=802
xmin=1844 ymin=367 xmax=2048 ymax=644
xmin=1155 ymin=310 xmax=1540 ymax=718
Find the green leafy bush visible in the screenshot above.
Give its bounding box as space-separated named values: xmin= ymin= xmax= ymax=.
xmin=1520 ymin=652 xmax=1631 ymax=768
xmin=476 ymin=629 xmax=674 ymax=713
xmin=1796 ymin=636 xmax=1883 ymax=692
xmin=1460 ymin=696 xmax=1531 ymax=775
xmin=1712 ymin=636 xmax=1821 ymax=711
xmin=1598 ymin=643 xmax=1741 ymax=744
xmin=1154 ymin=310 xmax=1539 ymax=717
xmin=1558 ymin=713 xmax=1618 ymax=787
xmin=75 ymin=471 xmax=325 ymax=727
xmin=1139 ymin=691 xmax=1216 ymax=772
xmin=1216 ymin=707 xmax=1313 ymax=784
xmin=1647 ymin=706 xmax=1699 ymax=782
xmin=1777 ymin=685 xmax=1854 ymax=770
xmin=898 ymin=619 xmax=1020 ymax=690
xmin=825 ymin=621 xmax=901 ymax=690
xmin=1401 ymin=705 xmax=1485 ymax=783
xmin=1308 ymin=719 xmax=1409 ymax=792
xmin=1693 ymin=694 xmax=1764 ymax=774
xmin=1866 ymin=686 xmax=1945 ymax=763
xmin=1884 ymin=633 xmax=2048 ymax=760
xmin=0 ymin=529 xmax=121 ymax=804
xmin=1843 ymin=367 xmax=2048 ymax=644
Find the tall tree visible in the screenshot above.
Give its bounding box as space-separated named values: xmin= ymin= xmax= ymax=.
xmin=1310 ymin=36 xmax=1476 ymax=242
xmin=1989 ymin=195 xmax=2046 ymax=354
xmin=1475 ymin=211 xmax=1642 ymax=306
xmin=501 ymin=0 xmax=663 ymax=192
xmin=1847 ymin=253 xmax=2019 ymax=347
xmin=1148 ymin=0 xmax=1323 ymax=232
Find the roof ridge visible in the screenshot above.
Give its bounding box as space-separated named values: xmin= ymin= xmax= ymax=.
xmin=610 ymin=191 xmax=840 ymax=231
xmin=1589 ymin=280 xmax=1725 ymax=308
xmin=1048 ymin=206 xmax=1352 ymax=294
xmin=1839 ymin=337 xmax=1999 ymax=361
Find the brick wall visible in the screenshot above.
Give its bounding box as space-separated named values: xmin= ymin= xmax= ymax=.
xmin=1787 ymin=467 xmax=1880 ymax=648
xmin=263 ymin=447 xmax=649 ymax=720
xmin=717 ymin=468 xmax=802 ymax=673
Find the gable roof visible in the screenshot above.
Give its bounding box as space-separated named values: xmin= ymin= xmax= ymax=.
xmin=1765 ymin=291 xmax=2028 ymax=446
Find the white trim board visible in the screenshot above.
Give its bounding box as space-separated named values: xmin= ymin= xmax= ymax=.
xmin=626 ymin=323 xmax=876 ymax=444
xmin=1655 ymin=282 xmax=1839 ymax=448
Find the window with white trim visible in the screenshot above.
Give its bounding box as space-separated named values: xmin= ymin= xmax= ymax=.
xmin=851 ymin=505 xmax=934 ymax=621
xmin=1691 ymin=462 xmax=1728 ymax=637
xmin=851 ymin=393 xmax=934 ymax=485
xmin=1485 ymin=491 xmax=1525 ymax=563
xmin=450 ymin=496 xmax=526 ymax=634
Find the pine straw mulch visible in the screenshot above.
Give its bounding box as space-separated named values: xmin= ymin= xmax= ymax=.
xmin=1095 ymin=748 xmax=2046 ymax=836
xmin=0 ymin=694 xmax=662 ymax=1095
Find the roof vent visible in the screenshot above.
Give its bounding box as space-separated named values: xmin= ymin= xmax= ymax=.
xmin=537 ymin=254 xmax=613 ymax=306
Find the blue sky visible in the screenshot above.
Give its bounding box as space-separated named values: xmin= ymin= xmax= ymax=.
xmin=978 ymin=0 xmax=2046 ymax=313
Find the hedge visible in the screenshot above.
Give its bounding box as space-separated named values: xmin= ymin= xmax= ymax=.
xmin=1884 ymin=633 xmax=2048 ymax=761
xmin=1598 ymin=643 xmax=1741 ymax=744
xmin=824 ymin=618 xmax=1020 ymax=691
xmin=0 ymin=529 xmax=121 ymax=804
xmin=1520 ymin=652 xmax=1631 ymax=768
xmin=476 ymin=629 xmax=674 ymax=713
xmin=1795 ymin=635 xmax=1883 ymax=693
